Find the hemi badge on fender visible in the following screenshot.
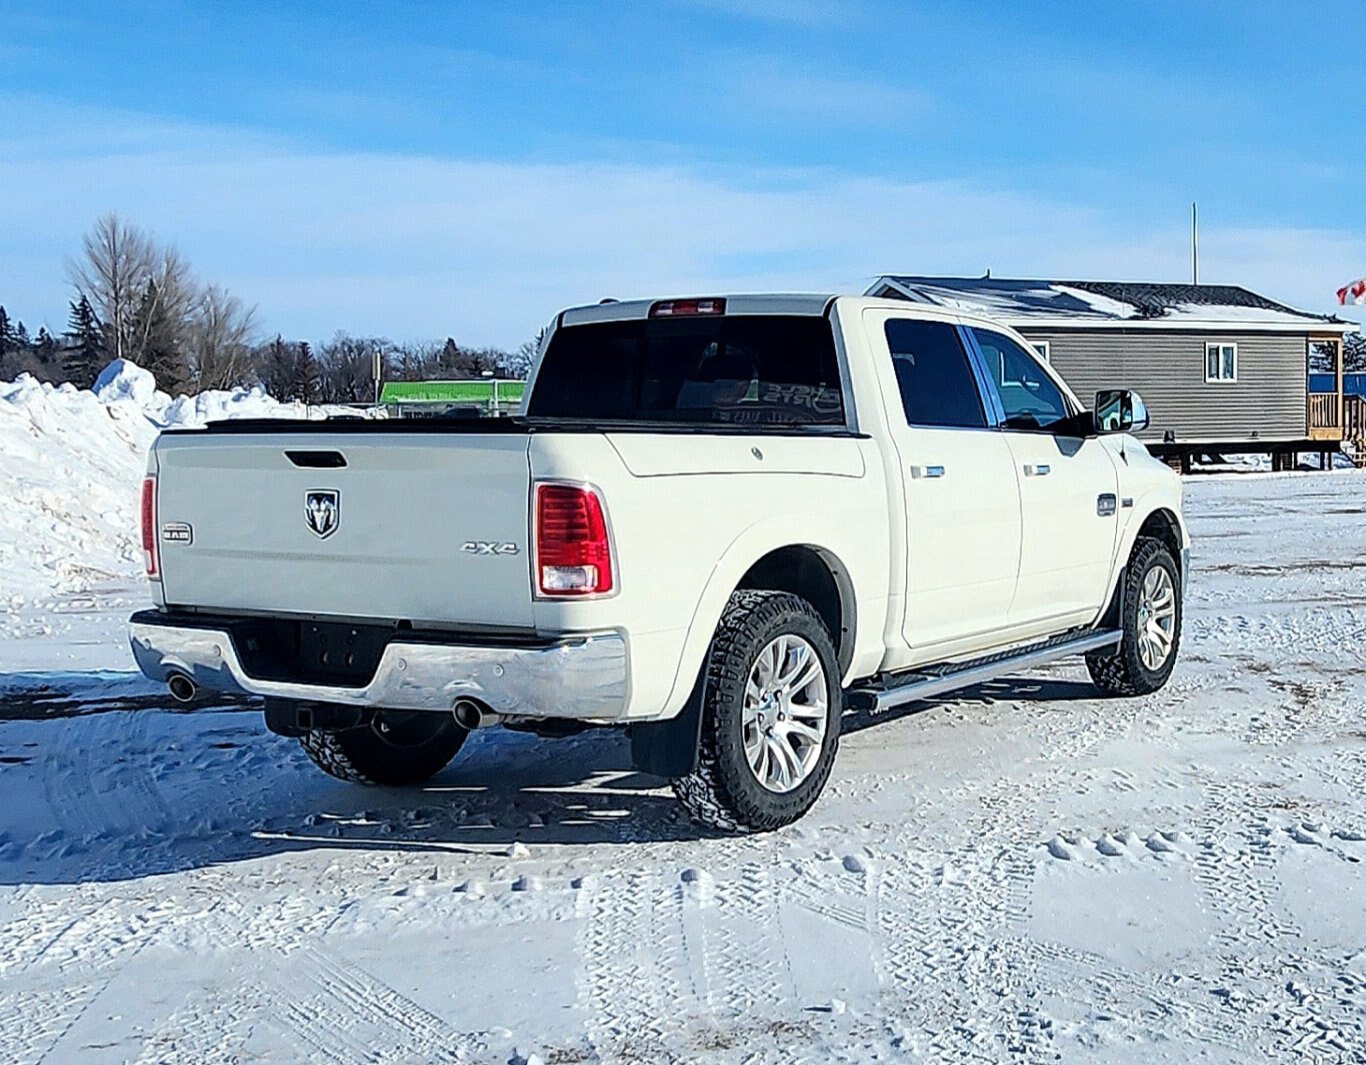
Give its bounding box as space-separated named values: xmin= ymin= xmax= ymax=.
xmin=162 ymin=522 xmax=193 ymax=544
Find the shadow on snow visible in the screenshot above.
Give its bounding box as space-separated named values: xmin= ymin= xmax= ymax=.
xmin=0 ymin=671 xmax=1100 ymax=886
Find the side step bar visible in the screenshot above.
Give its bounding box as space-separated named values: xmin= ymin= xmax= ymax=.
xmin=845 ymin=628 xmax=1122 ymax=714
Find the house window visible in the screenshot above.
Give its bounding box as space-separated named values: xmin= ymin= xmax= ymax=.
xmin=1205 ymin=342 xmax=1237 ymax=382
xmin=1030 ymin=341 xmax=1050 ymax=363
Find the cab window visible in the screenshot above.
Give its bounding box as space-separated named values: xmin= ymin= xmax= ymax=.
xmin=884 ymin=319 xmax=987 ymax=429
xmin=971 ymin=328 xmax=1071 ymax=432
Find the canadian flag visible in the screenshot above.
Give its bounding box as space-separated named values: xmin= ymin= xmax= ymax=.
xmin=1337 ymin=278 xmax=1366 ymax=305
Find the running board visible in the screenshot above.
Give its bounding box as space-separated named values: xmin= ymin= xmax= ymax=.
xmin=845 ymin=628 xmax=1122 ymax=714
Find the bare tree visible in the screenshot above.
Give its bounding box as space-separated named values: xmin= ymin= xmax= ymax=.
xmin=128 ymin=244 xmax=198 ymax=366
xmin=319 ymin=333 xmax=388 ymax=402
xmin=188 ymin=283 xmax=258 ymax=389
xmin=65 ymin=213 xmax=156 ymax=362
xmin=509 ymin=334 xmax=542 ymax=380
xmin=390 ymin=340 xmax=441 ymax=381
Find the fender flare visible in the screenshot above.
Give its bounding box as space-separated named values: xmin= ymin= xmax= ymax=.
xmin=1101 ymin=495 xmax=1188 ymax=620
xmin=658 ymin=517 xmax=860 ymax=721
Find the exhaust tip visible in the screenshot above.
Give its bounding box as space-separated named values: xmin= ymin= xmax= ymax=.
xmin=453 ymin=698 xmax=500 ymax=730
xmin=167 ymin=672 xmax=197 ymax=704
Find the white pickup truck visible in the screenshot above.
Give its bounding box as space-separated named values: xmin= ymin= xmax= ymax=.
xmin=130 ymin=295 xmax=1187 ymax=831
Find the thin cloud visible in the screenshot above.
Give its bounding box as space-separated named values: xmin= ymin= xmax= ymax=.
xmin=673 ymin=0 xmax=867 ymax=27
xmin=2 ymin=100 xmax=1359 ymax=345
xmin=712 ymin=55 xmax=933 ymax=124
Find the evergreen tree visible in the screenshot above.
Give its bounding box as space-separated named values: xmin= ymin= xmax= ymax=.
xmin=30 ymin=327 xmax=59 ymax=381
xmin=0 ymin=307 xmax=14 ymax=360
xmin=260 ymin=335 xmax=295 ymax=398
xmin=293 ymin=341 xmax=321 ymax=403
xmin=63 ymin=295 xmax=108 ymax=388
xmin=133 ymin=280 xmax=189 ymax=392
xmin=438 ymin=337 xmax=461 ymax=377
xmin=34 ymin=327 xmax=57 ymax=360
xmin=1347 ymin=332 xmax=1366 ymax=373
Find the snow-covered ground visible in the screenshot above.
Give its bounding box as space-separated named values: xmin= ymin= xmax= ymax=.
xmin=1 ymin=461 xmax=1364 ymax=1062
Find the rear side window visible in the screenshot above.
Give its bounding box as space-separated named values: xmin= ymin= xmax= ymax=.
xmin=527 ymin=315 xmax=845 ymax=427
xmin=884 ymin=319 xmax=987 ymax=429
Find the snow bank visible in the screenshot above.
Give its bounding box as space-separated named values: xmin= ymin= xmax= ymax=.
xmin=92 ymin=358 xmax=317 ymax=429
xmin=1 ymin=362 xmax=353 ymax=610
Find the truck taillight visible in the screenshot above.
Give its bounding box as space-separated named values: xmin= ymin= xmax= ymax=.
xmin=535 ymin=483 xmax=614 ymax=596
xmin=141 ymin=476 xmax=159 ymax=578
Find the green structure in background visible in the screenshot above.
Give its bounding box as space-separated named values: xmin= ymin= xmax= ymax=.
xmin=378 ymin=379 xmax=526 ymax=418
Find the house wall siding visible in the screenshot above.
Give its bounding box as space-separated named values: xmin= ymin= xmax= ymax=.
xmin=1017 ymin=329 xmax=1308 ymax=441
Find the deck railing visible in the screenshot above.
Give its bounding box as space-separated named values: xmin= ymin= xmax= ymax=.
xmin=1308 ymin=393 xmax=1341 ymax=430
xmin=1345 ymin=394 xmax=1366 ymax=445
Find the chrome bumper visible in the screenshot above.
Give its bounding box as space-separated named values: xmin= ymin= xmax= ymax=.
xmin=128 ymin=616 xmax=629 ymax=720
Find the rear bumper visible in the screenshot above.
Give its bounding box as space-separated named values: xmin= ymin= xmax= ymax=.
xmin=128 ymin=611 xmax=629 ymax=720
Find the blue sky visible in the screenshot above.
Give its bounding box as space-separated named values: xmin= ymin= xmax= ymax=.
xmin=2 ymin=0 xmax=1362 ymax=348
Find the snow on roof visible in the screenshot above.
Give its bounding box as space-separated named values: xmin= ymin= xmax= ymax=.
xmin=871 ymin=276 xmax=1353 ymax=331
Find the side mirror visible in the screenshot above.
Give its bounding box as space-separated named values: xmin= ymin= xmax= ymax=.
xmin=1093 ymin=389 xmax=1150 ymax=434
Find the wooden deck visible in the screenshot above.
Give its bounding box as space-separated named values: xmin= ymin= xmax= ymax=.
xmin=1307 ymin=393 xmax=1344 ymax=441
xmin=1346 ymin=395 xmax=1366 ymax=466
xmin=1306 ymin=334 xmax=1347 ymax=442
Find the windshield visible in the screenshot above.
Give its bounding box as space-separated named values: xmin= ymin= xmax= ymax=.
xmin=526 ymin=315 xmax=846 ymax=428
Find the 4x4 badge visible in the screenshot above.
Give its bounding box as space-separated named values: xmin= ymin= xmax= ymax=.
xmin=461 ymin=541 xmax=520 ymax=556
xmin=305 ymin=490 xmax=340 ymax=539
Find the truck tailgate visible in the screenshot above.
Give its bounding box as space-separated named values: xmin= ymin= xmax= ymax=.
xmin=152 ymin=431 xmax=535 ymax=628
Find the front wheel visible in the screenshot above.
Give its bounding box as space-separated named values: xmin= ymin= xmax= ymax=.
xmin=1087 ymin=537 xmax=1182 ymax=696
xmin=300 ymin=710 xmax=468 ymax=786
xmin=673 ymin=590 xmax=841 ymax=832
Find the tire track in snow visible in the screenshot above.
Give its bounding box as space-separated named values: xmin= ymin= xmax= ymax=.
xmin=129 ymin=978 xmax=267 ymax=1065
xmin=0 ymin=982 xmax=101 ymax=1065
xmin=701 ymin=864 xmax=791 ymax=1020
xmin=859 ymin=667 xmax=1230 ymax=1059
xmin=291 ymin=946 xmax=482 ymax=1063
xmin=574 ymin=869 xmax=692 ymax=1063
xmin=38 ymin=710 xmax=176 ymax=865
xmin=0 ymin=885 xmax=178 ymax=979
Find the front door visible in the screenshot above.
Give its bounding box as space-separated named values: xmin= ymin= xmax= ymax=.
xmin=867 ymin=312 xmax=1023 ymax=651
xmin=968 ymin=327 xmax=1120 ymax=626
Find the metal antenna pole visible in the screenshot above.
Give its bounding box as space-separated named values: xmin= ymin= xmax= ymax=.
xmin=1192 ymin=202 xmax=1199 ymax=284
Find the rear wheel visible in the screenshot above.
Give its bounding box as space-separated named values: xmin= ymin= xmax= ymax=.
xmin=1087 ymin=537 xmax=1181 ymax=696
xmin=300 ymin=710 xmax=468 ymax=786
xmin=673 ymin=590 xmax=841 ymax=832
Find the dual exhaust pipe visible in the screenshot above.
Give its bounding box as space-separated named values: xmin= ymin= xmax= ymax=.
xmin=168 ymin=675 xmax=502 ymax=732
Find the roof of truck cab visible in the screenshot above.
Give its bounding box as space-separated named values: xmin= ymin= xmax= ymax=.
xmin=555 ymin=294 xmax=1104 ymax=341
xmin=559 ymin=294 xmax=837 ymax=325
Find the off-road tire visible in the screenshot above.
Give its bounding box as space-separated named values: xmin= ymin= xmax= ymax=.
xmin=1086 ymin=537 xmax=1181 ymax=696
xmin=300 ymin=711 xmax=468 ymax=786
xmin=673 ymin=590 xmax=841 ymax=833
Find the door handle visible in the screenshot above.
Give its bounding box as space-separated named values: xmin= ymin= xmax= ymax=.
xmin=1023 ymin=464 xmax=1051 ymax=477
xmin=910 ymin=464 xmax=946 ymax=479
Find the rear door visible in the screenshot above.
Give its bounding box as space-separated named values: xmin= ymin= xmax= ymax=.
xmin=864 ymin=312 xmax=1023 ymax=651
xmin=967 ymin=327 xmax=1119 ymax=625
xmin=153 ymin=430 xmax=536 ymax=628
